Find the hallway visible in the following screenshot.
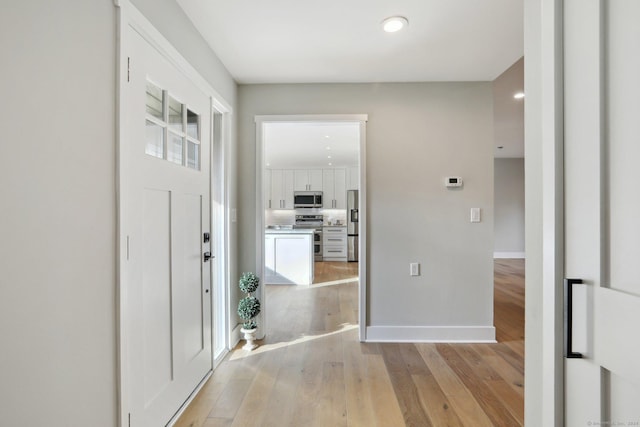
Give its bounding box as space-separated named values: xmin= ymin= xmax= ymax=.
xmin=176 ymin=259 xmax=524 ymax=426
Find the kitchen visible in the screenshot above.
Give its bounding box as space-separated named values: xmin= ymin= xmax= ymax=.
xmin=263 ymin=122 xmax=360 ymax=286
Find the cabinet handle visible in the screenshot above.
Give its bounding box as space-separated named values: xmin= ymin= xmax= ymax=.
xmin=328 ymin=238 xmax=342 ymax=241
xmin=328 ymin=250 xmax=342 ymax=253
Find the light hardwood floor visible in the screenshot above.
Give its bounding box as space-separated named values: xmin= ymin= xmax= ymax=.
xmin=175 ymin=259 xmax=524 ymax=427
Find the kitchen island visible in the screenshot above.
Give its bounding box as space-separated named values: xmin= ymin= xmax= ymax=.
xmin=265 ymin=228 xmax=315 ymax=285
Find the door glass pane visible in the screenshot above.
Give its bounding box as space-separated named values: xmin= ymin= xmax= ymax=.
xmin=187 ymin=109 xmax=199 ymax=140
xmin=145 ymin=82 xmax=164 ymax=120
xmin=168 ymin=97 xmax=183 ymax=133
xmin=167 ymin=132 xmax=184 ymax=165
xmin=187 ymin=141 xmax=200 ymax=170
xmin=145 ymin=120 xmax=164 ymax=158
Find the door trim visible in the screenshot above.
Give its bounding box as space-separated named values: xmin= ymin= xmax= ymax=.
xmin=524 ymin=0 xmax=565 ymax=425
xmin=254 ymin=114 xmax=368 ymax=341
xmin=115 ymin=1 xmax=233 ymax=425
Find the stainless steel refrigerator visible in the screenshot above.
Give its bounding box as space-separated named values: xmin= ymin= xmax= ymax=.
xmin=347 ymin=190 xmax=359 ymax=262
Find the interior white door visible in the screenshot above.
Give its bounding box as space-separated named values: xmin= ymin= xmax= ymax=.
xmin=564 ymin=1 xmax=640 ymax=425
xmin=124 ymin=28 xmax=212 ymax=426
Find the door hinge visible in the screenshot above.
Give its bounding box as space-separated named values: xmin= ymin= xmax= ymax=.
xmin=127 ymin=57 xmax=130 ymax=82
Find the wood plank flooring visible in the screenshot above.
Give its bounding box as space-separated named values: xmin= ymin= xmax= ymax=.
xmin=175 ymin=259 xmax=524 ymax=427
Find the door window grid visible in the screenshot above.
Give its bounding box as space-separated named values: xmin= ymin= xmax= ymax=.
xmin=145 ymin=81 xmax=201 ymax=170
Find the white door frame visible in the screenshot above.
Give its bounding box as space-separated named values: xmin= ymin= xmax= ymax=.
xmin=255 ymin=114 xmax=368 ymax=341
xmin=524 ymin=0 xmax=565 ymax=425
xmin=115 ymin=1 xmax=233 ymax=425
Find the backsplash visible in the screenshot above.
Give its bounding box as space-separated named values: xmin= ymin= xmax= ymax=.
xmin=265 ymin=208 xmax=347 ymax=226
xmin=322 ymin=209 xmax=347 ymax=226
xmin=265 ymin=210 xmax=296 ymax=225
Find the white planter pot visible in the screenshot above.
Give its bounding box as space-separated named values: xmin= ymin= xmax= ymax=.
xmin=241 ymin=327 xmax=258 ymax=351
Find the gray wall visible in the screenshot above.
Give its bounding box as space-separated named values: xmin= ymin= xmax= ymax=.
xmin=494 ymin=158 xmax=525 ymax=254
xmin=238 ymin=83 xmax=494 ymax=335
xmin=0 ymin=1 xmax=236 ymax=425
xmin=0 ymin=1 xmax=118 ymax=425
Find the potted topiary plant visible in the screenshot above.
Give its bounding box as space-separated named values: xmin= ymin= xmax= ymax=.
xmin=237 ymin=272 xmax=261 ymax=350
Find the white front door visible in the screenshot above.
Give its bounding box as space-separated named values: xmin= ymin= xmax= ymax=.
xmin=123 ymin=27 xmax=213 ymax=426
xmin=564 ymin=0 xmax=640 ymax=425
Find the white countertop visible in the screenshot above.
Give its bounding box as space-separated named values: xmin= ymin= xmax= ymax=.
xmin=265 ymin=228 xmax=315 ymax=234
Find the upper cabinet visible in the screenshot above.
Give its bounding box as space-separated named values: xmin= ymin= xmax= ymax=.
xmin=264 ymin=168 xmax=272 ymax=208
xmin=323 ymin=168 xmax=346 ymax=209
xmin=269 ymin=169 xmax=294 ymax=209
xmin=266 ymin=167 xmax=355 ymax=210
xmin=294 ymin=169 xmax=323 ymax=191
xmin=347 ymin=166 xmax=359 ymax=190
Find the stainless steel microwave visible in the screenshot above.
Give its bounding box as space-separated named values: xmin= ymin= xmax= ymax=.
xmin=293 ymin=191 xmax=323 ymax=208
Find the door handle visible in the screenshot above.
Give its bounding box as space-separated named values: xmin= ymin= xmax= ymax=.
xmin=564 ymin=278 xmax=583 ymax=358
xmin=204 ymin=252 xmax=213 ymax=262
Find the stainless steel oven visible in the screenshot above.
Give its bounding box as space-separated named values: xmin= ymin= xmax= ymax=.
xmin=294 ymin=214 xmax=323 ymax=261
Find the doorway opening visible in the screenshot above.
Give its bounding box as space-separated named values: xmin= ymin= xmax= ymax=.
xmin=492 ymin=56 xmax=525 ymax=415
xmin=254 ymin=115 xmax=368 ymax=342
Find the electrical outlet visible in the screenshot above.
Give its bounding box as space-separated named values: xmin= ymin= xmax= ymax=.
xmin=410 ymin=263 xmax=420 ymax=276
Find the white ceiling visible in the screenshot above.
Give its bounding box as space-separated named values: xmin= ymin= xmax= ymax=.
xmin=174 ymin=0 xmax=524 ymax=160
xmin=264 ymin=122 xmax=360 ymax=169
xmin=176 ymin=0 xmax=524 ymax=84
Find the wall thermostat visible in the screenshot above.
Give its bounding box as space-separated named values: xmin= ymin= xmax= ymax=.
xmin=445 ymin=176 xmax=463 ymax=187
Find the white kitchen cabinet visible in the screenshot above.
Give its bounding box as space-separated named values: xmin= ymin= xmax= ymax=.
xmin=264 ymin=169 xmax=272 ymax=208
xmin=294 ymin=169 xmax=323 ymax=191
xmin=347 ymin=166 xmax=359 ymax=190
xmin=269 ymin=169 xmax=294 ymax=209
xmin=265 ymin=230 xmax=314 ymax=285
xmin=322 ymin=168 xmax=347 ymax=209
xmin=323 ymin=226 xmax=347 ymax=261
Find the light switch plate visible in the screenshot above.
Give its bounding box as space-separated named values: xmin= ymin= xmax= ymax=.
xmin=470 ymin=208 xmax=481 ymax=223
xmin=410 ymin=263 xmax=420 ymax=276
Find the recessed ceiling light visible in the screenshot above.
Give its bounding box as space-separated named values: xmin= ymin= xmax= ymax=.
xmin=328 ymin=162 xmax=333 ymax=166
xmin=326 ymin=146 xmax=331 ymax=150
xmin=382 ymin=16 xmax=408 ymax=33
xmin=514 ymin=92 xmax=525 ymax=99
xmin=327 ymin=155 xmax=332 ymax=159
xmin=325 ymin=135 xmax=331 ymax=139
xmin=266 ymin=162 xmax=270 ymax=166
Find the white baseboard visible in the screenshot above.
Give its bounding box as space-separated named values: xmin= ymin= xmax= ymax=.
xmin=365 ymin=325 xmax=496 ymax=343
xmin=493 ymin=251 xmax=525 ymax=259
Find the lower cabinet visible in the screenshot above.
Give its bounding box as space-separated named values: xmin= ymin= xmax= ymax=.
xmin=265 ymin=232 xmax=314 ymax=285
xmin=323 ymin=226 xmax=347 ymax=261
